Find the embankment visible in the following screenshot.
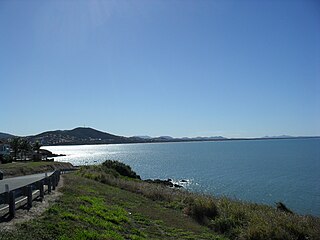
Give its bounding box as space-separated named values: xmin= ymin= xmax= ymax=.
xmin=0 ymin=161 xmax=74 ymax=178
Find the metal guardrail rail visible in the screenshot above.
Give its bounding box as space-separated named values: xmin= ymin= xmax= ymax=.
xmin=0 ymin=170 xmax=61 ymax=219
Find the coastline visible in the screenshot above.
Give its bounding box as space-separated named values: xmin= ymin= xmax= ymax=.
xmin=1 ymin=160 xmax=319 ymax=240
xmin=41 ymin=135 xmax=320 ymax=147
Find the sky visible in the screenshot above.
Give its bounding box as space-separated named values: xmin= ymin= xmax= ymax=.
xmin=0 ymin=0 xmax=319 ymax=138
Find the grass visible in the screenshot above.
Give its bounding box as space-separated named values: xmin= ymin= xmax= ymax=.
xmin=0 ymin=174 xmax=223 ymax=240
xmin=77 ymin=162 xmax=320 ymax=240
xmin=0 ymin=161 xmax=73 ymax=178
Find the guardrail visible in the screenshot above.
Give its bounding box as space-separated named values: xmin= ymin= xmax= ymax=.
xmin=0 ymin=170 xmax=61 ymax=219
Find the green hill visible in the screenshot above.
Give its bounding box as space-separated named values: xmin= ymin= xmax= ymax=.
xmin=30 ymin=127 xmax=131 ymax=145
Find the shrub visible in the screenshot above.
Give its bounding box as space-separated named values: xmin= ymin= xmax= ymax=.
xmin=276 ymin=202 xmax=293 ymax=214
xmin=102 ymin=160 xmax=141 ymax=179
xmin=211 ymin=217 xmax=238 ymax=234
xmin=1 ymin=154 xmax=13 ymax=164
xmin=184 ymin=196 xmax=218 ymax=224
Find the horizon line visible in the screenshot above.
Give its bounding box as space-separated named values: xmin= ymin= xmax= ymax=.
xmin=1 ymin=126 xmax=320 ymax=140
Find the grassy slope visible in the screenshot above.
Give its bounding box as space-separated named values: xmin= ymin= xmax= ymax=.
xmin=1 ymin=174 xmax=224 ymax=240
xmin=0 ymin=161 xmax=74 ymax=178
xmin=1 ymin=162 xmax=319 ymax=239
xmin=77 ymin=165 xmax=320 ymax=240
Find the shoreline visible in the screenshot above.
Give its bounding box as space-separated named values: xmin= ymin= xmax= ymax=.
xmin=40 ymin=136 xmax=320 ymax=147
xmin=1 ymin=160 xmax=319 ymax=239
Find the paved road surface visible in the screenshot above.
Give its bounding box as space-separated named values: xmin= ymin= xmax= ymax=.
xmin=0 ymin=172 xmax=54 ymax=194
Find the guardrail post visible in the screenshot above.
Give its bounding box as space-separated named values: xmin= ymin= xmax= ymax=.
xmin=5 ymin=184 xmax=9 ymax=203
xmin=48 ymin=177 xmax=52 ymax=193
xmin=58 ymin=170 xmax=60 ymax=182
xmin=52 ymin=175 xmax=56 ymax=190
xmin=54 ymin=171 xmax=59 ymax=186
xmin=55 ymin=172 xmax=58 ymax=187
xmin=27 ymin=185 xmax=32 ymax=209
xmin=39 ymin=180 xmax=44 ymax=201
xmin=9 ymin=191 xmax=15 ymax=218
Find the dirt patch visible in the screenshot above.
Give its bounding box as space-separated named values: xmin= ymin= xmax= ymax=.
xmin=0 ymin=175 xmax=65 ymax=231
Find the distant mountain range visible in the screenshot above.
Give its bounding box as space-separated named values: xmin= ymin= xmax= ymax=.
xmin=28 ymin=127 xmax=229 ymax=145
xmin=0 ymin=127 xmax=319 ymax=146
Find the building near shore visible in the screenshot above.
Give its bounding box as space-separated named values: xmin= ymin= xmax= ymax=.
xmin=0 ymin=140 xmax=10 ymax=156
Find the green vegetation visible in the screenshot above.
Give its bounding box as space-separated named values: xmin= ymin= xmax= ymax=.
xmin=1 ymin=160 xmax=319 ymax=239
xmin=102 ymin=160 xmax=141 ymax=179
xmin=9 ymin=137 xmax=20 ymax=161
xmin=3 ymin=138 xmax=44 ymax=163
xmin=0 ymin=174 xmax=222 ymax=240
xmin=0 ymin=154 xmax=12 ymax=164
xmin=0 ymin=161 xmax=74 ymax=178
xmin=78 ymin=161 xmax=320 ymax=240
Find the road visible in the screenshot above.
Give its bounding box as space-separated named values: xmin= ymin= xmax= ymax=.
xmin=0 ymin=172 xmax=54 ymax=194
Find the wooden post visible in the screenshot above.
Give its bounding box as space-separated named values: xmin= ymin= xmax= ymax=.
xmin=39 ymin=180 xmax=44 ymax=201
xmin=52 ymin=175 xmax=56 ymax=190
xmin=55 ymin=172 xmax=58 ymax=186
xmin=9 ymin=191 xmax=15 ymax=218
xmin=27 ymin=185 xmax=32 ymax=209
xmin=5 ymin=184 xmax=9 ymax=204
xmin=48 ymin=177 xmax=52 ymax=193
xmin=56 ymin=171 xmax=60 ymax=186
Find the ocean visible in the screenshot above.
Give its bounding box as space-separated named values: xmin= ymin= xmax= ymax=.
xmin=45 ymin=138 xmax=320 ymax=216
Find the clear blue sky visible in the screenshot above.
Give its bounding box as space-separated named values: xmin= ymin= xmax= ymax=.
xmin=1 ymin=0 xmax=319 ymax=138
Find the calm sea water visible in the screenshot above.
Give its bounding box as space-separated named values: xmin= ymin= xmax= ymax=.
xmin=45 ymin=138 xmax=320 ymax=216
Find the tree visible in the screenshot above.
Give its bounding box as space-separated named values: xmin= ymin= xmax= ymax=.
xmin=33 ymin=141 xmax=42 ymax=154
xmin=32 ymin=141 xmax=42 ymax=161
xmin=9 ymin=137 xmax=21 ymax=160
xmin=19 ymin=138 xmax=31 ymax=160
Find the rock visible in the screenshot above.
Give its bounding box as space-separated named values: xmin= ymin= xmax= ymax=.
xmin=276 ymin=202 xmax=293 ymax=214
xmin=144 ymin=178 xmax=184 ymax=189
xmin=145 ymin=179 xmax=174 ymax=187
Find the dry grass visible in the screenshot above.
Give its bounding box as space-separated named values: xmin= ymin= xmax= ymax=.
xmin=0 ymin=161 xmax=74 ymax=178
xmin=78 ymin=161 xmax=320 ymax=240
